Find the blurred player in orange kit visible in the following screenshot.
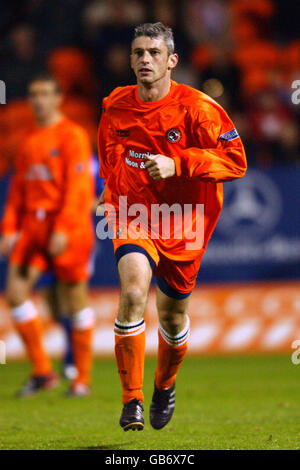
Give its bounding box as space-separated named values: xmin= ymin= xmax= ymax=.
xmin=0 ymin=74 xmax=95 ymax=397
xmin=97 ymin=23 xmax=247 ymax=431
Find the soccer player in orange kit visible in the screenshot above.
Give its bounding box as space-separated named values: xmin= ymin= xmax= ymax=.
xmin=97 ymin=23 xmax=247 ymax=431
xmin=0 ymin=74 xmax=95 ymax=397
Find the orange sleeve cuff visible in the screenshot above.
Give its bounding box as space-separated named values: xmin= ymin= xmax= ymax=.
xmin=173 ymin=156 xmax=182 ymax=177
xmin=1 ymin=218 xmax=18 ymax=236
xmin=52 ymin=222 xmax=70 ymax=236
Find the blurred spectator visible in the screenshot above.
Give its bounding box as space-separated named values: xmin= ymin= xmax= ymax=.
xmin=0 ymin=24 xmax=44 ymax=100
xmin=247 ymin=89 xmax=299 ymax=165
xmin=152 ymin=0 xmax=177 ymax=27
xmin=99 ymin=43 xmax=134 ymax=99
xmin=183 ymin=0 xmax=230 ymax=44
xmin=197 ymin=45 xmax=243 ymax=111
xmin=26 ymin=0 xmax=86 ymax=51
xmin=47 ymin=47 xmax=98 ymax=98
xmin=83 ymin=0 xmax=146 ymax=57
xmin=172 ymin=64 xmax=199 ymax=90
xmin=83 ymin=0 xmax=145 ymax=30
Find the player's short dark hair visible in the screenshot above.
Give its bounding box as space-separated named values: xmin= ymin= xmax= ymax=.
xmin=133 ymin=22 xmax=175 ymax=55
xmin=28 ymin=73 xmax=61 ymax=93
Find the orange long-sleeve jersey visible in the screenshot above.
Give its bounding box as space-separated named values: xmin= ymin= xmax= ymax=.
xmin=2 ymin=117 xmax=94 ymax=235
xmin=98 ymin=80 xmax=247 ymax=261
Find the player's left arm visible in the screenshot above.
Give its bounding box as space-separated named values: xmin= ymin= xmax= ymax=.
xmin=173 ymin=101 xmax=247 ymax=182
xmin=50 ymin=128 xmax=93 ymax=256
xmin=1 ymin=152 xmax=25 ymax=236
xmin=0 ymin=152 xmax=25 ymax=256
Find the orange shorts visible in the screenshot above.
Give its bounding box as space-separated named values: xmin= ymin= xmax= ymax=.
xmin=10 ymin=212 xmax=94 ymax=282
xmin=113 ymin=235 xmax=202 ymax=299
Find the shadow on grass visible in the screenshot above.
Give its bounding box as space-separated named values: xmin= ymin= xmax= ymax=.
xmin=78 ymin=442 xmax=133 ymax=450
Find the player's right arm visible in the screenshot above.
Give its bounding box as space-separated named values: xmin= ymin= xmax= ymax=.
xmin=0 ymin=154 xmax=24 ymax=256
xmin=97 ymin=101 xmax=110 ymax=211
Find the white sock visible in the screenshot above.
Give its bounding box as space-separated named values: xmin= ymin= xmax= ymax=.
xmin=114 ymin=318 xmax=145 ymax=337
xmin=11 ymin=300 xmax=37 ymax=324
xmin=72 ymin=307 xmax=94 ymax=330
xmin=159 ymin=315 xmax=190 ymax=347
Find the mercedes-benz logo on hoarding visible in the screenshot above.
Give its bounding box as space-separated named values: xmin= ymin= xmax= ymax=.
xmin=217 ymin=169 xmax=282 ymax=241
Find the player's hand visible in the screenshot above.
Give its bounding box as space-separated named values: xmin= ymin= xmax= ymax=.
xmin=48 ymin=232 xmax=68 ymax=257
xmin=145 ymin=154 xmax=176 ymax=181
xmin=0 ymin=234 xmax=18 ymax=257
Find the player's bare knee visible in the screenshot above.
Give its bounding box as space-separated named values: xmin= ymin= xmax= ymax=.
xmin=5 ymin=285 xmax=26 ymax=308
xmin=123 ymin=284 xmax=147 ymax=309
xmin=60 ymin=281 xmax=88 ymax=314
xmin=159 ymin=310 xmax=186 ymax=335
xmin=119 ymin=284 xmax=147 ymax=321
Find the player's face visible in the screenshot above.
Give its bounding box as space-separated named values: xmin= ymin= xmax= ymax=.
xmin=131 ymin=36 xmax=178 ymax=85
xmin=28 ymin=81 xmax=62 ymax=121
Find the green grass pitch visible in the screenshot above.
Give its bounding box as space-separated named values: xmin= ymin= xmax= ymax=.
xmin=0 ymin=355 xmax=299 ymax=450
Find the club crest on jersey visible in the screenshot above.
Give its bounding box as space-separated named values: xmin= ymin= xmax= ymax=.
xmin=166 ymin=128 xmax=181 ymax=144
